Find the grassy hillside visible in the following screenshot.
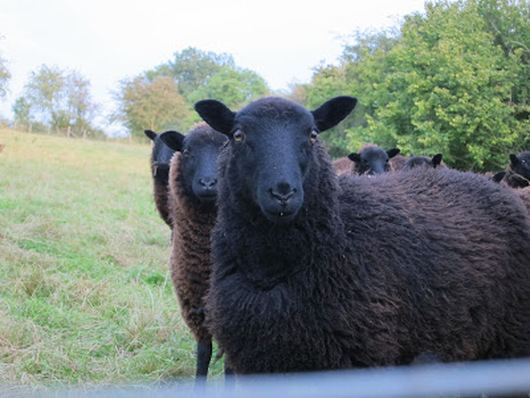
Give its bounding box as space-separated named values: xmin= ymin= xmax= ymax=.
xmin=0 ymin=129 xmax=222 ymax=386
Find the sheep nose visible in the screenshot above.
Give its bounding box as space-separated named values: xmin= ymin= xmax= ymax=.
xmin=199 ymin=177 xmax=217 ymax=189
xmin=269 ymin=182 xmax=296 ymax=206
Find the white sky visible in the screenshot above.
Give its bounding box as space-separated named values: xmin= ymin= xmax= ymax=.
xmin=0 ymin=0 xmax=425 ymax=134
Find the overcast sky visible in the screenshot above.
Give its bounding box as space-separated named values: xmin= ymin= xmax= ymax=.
xmin=0 ymin=0 xmax=426 ymax=134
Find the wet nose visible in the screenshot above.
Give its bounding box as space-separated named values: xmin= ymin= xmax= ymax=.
xmin=269 ymin=182 xmax=296 ymax=205
xmin=199 ymin=177 xmax=217 ymax=189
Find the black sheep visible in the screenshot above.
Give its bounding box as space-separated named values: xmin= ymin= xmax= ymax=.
xmin=502 ymin=151 xmax=530 ymax=188
xmin=347 ymin=144 xmax=400 ymax=175
xmin=403 ymin=154 xmax=444 ymax=170
xmin=159 ymin=123 xmax=228 ymax=380
xmin=195 ymin=96 xmax=530 ymax=375
xmin=144 ymin=129 xmax=176 ymax=228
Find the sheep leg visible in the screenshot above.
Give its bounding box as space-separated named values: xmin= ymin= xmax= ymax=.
xmin=195 ymin=339 xmax=212 ymax=380
xmin=224 ymin=361 xmax=235 ymax=389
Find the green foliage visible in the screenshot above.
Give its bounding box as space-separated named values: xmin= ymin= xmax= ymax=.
xmin=189 ymin=66 xmax=269 ymax=109
xmin=151 ymin=47 xmax=236 ymax=103
xmin=12 ymin=97 xmax=31 ymax=130
xmin=124 ymin=47 xmax=270 ymax=137
xmin=21 ymin=65 xmax=100 ymax=138
xmin=0 ymin=37 xmax=10 ymax=100
xmin=0 ymin=56 xmax=9 ymax=100
xmin=113 ymin=75 xmax=192 ymax=139
xmin=297 ymin=0 xmax=529 ymax=170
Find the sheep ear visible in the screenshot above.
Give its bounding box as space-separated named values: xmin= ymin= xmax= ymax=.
xmin=492 ymin=171 xmax=506 ymax=183
xmin=159 ymin=130 xmax=185 ymax=152
xmin=311 ymin=96 xmax=357 ymax=132
xmin=194 ymin=99 xmax=235 ymax=135
xmin=432 ymin=153 xmax=443 ymax=167
xmin=348 ymin=152 xmax=361 ymax=162
xmin=387 ymin=148 xmax=400 ymax=159
xmin=509 ymin=154 xmax=519 ymax=167
xmin=144 ymin=129 xmax=157 ymax=141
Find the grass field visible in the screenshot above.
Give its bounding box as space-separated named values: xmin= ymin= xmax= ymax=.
xmin=0 ymin=129 xmax=222 ymax=387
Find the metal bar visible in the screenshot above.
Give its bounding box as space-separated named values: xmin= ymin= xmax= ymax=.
xmin=6 ymin=358 xmax=530 ymax=398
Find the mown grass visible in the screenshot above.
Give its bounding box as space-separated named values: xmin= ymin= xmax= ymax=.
xmin=0 ymin=129 xmax=222 ymax=387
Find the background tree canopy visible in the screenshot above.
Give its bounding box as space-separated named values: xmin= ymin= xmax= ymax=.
xmin=2 ymin=0 xmax=528 ymax=170
xmin=298 ymin=0 xmax=529 ymax=170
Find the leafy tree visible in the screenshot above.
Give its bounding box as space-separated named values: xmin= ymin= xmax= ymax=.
xmin=22 ymin=65 xmax=99 ymax=137
xmin=189 ymin=66 xmax=269 ymax=109
xmin=24 ymin=65 xmax=65 ymax=131
xmin=113 ymin=75 xmax=191 ymax=139
xmin=0 ymin=37 xmax=9 ymax=100
xmin=477 ymin=0 xmax=530 ymax=125
xmin=359 ymin=1 xmax=526 ymax=170
xmin=12 ymin=97 xmax=32 ymax=131
xmin=300 ymin=31 xmax=399 ymax=157
xmin=148 ymin=47 xmax=235 ymax=102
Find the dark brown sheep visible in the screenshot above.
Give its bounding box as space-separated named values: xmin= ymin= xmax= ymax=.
xmin=159 ymin=124 xmax=227 ymax=379
xmin=332 ymin=156 xmax=352 ymax=176
xmin=389 ymin=154 xmax=409 ymax=171
xmin=195 ymin=96 xmax=530 ymax=375
xmin=145 ymin=129 xmax=175 ymax=228
xmin=516 ymin=186 xmax=530 ymax=215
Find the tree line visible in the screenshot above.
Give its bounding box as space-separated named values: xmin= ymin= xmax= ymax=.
xmin=0 ymin=0 xmax=528 ymax=170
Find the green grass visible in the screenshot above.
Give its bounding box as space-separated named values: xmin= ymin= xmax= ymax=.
xmin=0 ymin=129 xmax=223 ymax=387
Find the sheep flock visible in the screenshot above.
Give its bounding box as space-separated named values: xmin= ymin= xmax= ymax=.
xmin=145 ymin=95 xmax=530 ymax=383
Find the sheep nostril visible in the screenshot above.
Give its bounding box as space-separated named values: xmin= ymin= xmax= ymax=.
xmin=269 ymin=186 xmax=296 ymax=205
xmin=199 ymin=177 xmax=217 ymax=189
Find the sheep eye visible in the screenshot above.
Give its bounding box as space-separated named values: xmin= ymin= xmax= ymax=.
xmin=310 ymin=130 xmax=318 ymax=144
xmin=233 ymin=130 xmax=245 ymax=143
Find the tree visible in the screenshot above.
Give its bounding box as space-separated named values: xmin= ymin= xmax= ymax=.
xmin=64 ymin=71 xmax=98 ymax=138
xmin=359 ymin=1 xmax=526 ymax=170
xmin=477 ymin=0 xmax=530 ymax=125
xmin=22 ymin=65 xmax=99 ymax=137
xmin=12 ymin=97 xmax=32 ymax=131
xmin=148 ymin=47 xmax=235 ymax=102
xmin=113 ymin=75 xmax=191 ymax=139
xmin=24 ymin=65 xmax=65 ymax=131
xmin=189 ymin=66 xmax=269 ymax=109
xmin=0 ymin=36 xmax=10 ymax=100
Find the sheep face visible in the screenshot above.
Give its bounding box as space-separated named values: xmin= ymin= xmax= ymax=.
xmin=404 ymin=154 xmax=443 ymax=170
xmin=195 ymin=96 xmax=357 ymax=224
xmin=348 ymin=147 xmax=400 ymax=175
xmin=510 ymin=151 xmax=530 ymax=180
xmin=160 ymin=126 xmax=228 ymax=203
xmin=145 ymin=130 xmax=176 ymax=181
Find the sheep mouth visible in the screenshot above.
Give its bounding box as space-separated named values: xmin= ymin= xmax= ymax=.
xmin=195 ymin=191 xmax=217 ymax=203
xmin=262 ymin=209 xmax=298 ymax=224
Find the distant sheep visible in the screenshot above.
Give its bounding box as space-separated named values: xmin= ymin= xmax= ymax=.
xmin=403 ymin=154 xmax=444 ymax=170
xmin=144 ymin=129 xmax=176 ymax=228
xmin=499 ymin=151 xmax=530 ymax=188
xmin=389 ymin=154 xmax=409 ymax=171
xmin=159 ymin=124 xmax=227 ymax=379
xmin=347 ymin=144 xmax=400 ymax=175
xmin=195 ymin=96 xmax=530 ymax=374
xmin=332 ymin=156 xmax=352 ymax=176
